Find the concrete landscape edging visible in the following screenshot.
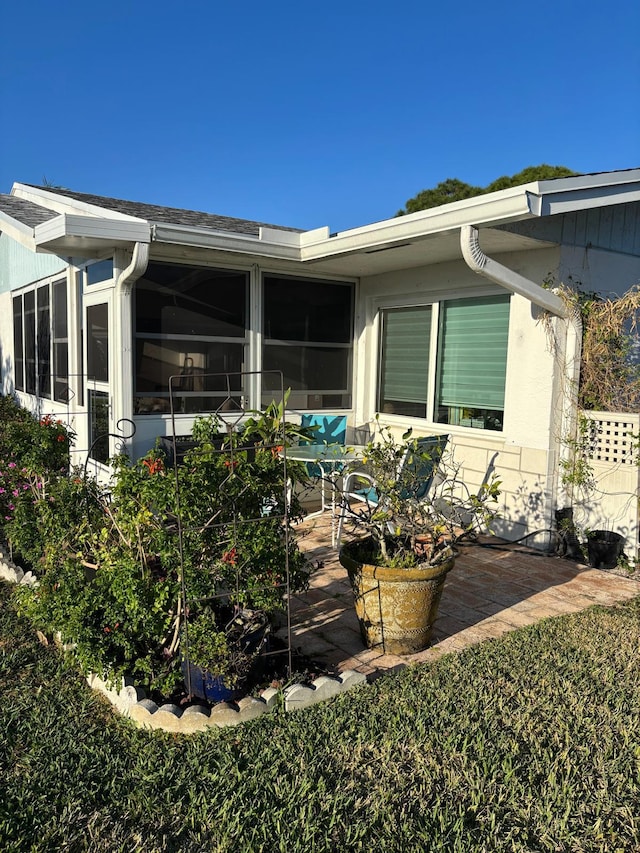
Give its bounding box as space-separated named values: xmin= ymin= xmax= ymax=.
xmin=87 ymin=669 xmax=368 ymax=733
xmin=0 ymin=543 xmax=367 ymax=733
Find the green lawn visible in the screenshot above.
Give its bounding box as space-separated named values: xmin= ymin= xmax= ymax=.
xmin=1 ymin=581 xmax=639 ymax=853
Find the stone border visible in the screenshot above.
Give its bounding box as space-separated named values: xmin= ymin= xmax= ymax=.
xmin=1 ymin=544 xmax=368 ymax=732
xmin=0 ymin=543 xmax=38 ymax=586
xmin=88 ymin=670 xmax=367 ymax=733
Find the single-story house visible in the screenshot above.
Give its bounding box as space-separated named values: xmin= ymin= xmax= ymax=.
xmin=1 ymin=170 xmax=639 ymax=547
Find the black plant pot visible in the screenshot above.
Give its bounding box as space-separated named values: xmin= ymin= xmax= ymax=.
xmin=586 ymin=530 xmax=625 ymax=570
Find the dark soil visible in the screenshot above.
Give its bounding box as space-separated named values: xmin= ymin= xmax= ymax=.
xmin=149 ymin=635 xmax=336 ymax=711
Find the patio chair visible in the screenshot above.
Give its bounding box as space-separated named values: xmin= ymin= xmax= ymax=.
xmin=336 ymin=434 xmax=449 ymax=543
xmin=300 ymin=414 xmax=347 ymax=511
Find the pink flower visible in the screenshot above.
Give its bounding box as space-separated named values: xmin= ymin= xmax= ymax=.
xmin=8 ymin=504 xmax=14 ymax=511
xmin=12 ymin=489 xmax=19 ymax=497
xmin=8 ymin=462 xmax=16 ymax=469
xmin=0 ymin=488 xmax=4 ymax=494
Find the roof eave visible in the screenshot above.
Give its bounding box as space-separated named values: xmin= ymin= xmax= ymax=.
xmin=33 ymin=214 xmax=151 ymax=255
xmin=150 ymin=221 xmax=303 ymax=261
xmin=301 ymin=189 xmax=535 ymax=262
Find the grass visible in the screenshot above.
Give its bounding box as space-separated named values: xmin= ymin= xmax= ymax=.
xmin=1 ymin=581 xmax=639 ymax=852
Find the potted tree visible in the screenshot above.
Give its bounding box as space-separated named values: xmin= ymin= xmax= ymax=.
xmin=337 ymin=425 xmax=501 ymax=654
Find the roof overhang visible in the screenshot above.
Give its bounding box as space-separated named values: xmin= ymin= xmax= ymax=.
xmin=527 ymin=170 xmax=640 ymax=216
xmin=33 ymin=213 xmax=150 ymax=254
xmin=3 ymin=168 xmax=639 ymax=275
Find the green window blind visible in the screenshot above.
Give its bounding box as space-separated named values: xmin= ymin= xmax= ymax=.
xmin=379 ymin=306 xmax=431 ymax=408
xmin=437 ymin=295 xmax=510 ymax=410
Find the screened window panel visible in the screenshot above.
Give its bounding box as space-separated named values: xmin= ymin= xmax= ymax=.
xmin=136 ymin=264 xmax=247 ymax=337
xmin=24 ymin=291 xmax=36 ymax=394
xmin=88 ymin=390 xmax=110 ymax=464
xmin=87 ymin=303 xmax=109 ymax=383
xmin=262 ymin=274 xmax=354 ymax=408
xmin=37 ymin=285 xmax=51 ymax=398
xmin=13 ymin=296 xmax=24 ymax=392
xmin=53 ymin=280 xmax=69 ymax=403
xmin=379 ymin=307 xmax=431 ymax=415
xmin=438 ymin=295 xmax=510 ymax=410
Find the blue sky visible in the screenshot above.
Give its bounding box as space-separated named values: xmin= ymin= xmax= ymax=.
xmin=1 ymin=1 xmax=638 ymax=233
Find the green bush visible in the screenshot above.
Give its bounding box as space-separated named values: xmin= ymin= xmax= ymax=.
xmin=12 ymin=408 xmax=312 ymax=695
xmin=0 ymin=396 xmax=75 ymax=565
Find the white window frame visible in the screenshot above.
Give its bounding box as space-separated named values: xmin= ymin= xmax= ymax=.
xmin=372 ymin=288 xmax=509 ymax=433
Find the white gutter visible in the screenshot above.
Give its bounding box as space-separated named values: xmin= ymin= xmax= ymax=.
xmin=114 ymin=241 xmax=150 ymax=450
xmin=460 ymin=223 xmax=583 ymax=512
xmin=303 ymin=189 xmax=535 ymax=262
xmin=150 ymin=222 xmax=302 ymax=261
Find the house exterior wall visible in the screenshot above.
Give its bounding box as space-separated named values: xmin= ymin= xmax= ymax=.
xmin=558 ymin=244 xmax=640 ymax=297
xmin=0 ymin=233 xmax=66 ymax=293
xmin=504 ymin=202 xmax=640 ymax=296
xmin=0 ymin=289 xmax=13 ymax=394
xmin=0 ymin=234 xmax=70 ymax=399
xmin=354 ymin=246 xmax=569 ymax=542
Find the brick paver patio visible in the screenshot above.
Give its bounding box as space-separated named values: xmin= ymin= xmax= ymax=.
xmin=287 ymin=511 xmax=640 ymax=679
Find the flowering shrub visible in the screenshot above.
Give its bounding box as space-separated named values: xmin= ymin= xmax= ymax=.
xmin=0 ymin=396 xmax=76 ymax=565
xmin=11 ymin=405 xmax=313 ymax=696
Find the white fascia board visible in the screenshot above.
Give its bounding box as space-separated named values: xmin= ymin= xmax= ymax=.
xmin=527 ymin=180 xmax=640 ymax=216
xmin=302 ymin=189 xmax=534 ymax=262
xmin=34 ymin=214 xmax=151 ymax=247
xmin=0 ymin=210 xmax=36 ymax=251
xmin=258 ymin=225 xmax=330 ymax=247
xmin=12 ymin=183 xmax=146 ymax=222
xmin=534 ymin=168 xmax=640 ymax=196
xmin=151 ymin=222 xmax=301 ymax=260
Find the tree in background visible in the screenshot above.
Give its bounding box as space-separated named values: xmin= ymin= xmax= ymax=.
xmin=397 ymin=164 xmax=578 ymax=216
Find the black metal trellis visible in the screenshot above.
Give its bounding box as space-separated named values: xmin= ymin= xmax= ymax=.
xmin=168 ymin=370 xmax=295 ymax=700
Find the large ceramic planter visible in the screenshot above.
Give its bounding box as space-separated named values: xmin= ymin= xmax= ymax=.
xmin=339 ymin=539 xmax=455 ymax=655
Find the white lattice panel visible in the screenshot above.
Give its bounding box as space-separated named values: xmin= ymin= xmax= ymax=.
xmin=584 ymin=412 xmax=640 ymax=466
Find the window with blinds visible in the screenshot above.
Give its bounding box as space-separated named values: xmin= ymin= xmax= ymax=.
xmin=436 ymin=295 xmax=510 ymax=430
xmin=378 ymin=306 xmax=431 ymax=418
xmin=377 ymin=295 xmax=510 ymax=431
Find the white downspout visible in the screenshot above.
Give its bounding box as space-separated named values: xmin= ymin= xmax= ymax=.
xmin=114 ymin=241 xmax=150 ymax=453
xmin=460 ymin=224 xmax=583 ymax=513
xmin=460 ymin=224 xmax=568 ymax=317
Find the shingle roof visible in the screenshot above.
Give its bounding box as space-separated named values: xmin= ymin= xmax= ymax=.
xmin=0 ymin=194 xmax=59 ymax=228
xmin=23 ymin=185 xmax=304 ymax=237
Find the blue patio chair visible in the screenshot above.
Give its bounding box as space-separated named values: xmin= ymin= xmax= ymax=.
xmin=336 ymin=434 xmax=449 ymax=543
xmin=300 ymin=414 xmax=347 ymax=511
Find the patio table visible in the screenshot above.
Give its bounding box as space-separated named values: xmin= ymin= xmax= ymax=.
xmin=284 ymin=444 xmax=366 ymax=547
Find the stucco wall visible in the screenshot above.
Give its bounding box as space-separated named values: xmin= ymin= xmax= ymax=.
xmin=0 ymin=291 xmax=12 ymax=394
xmin=354 ymin=247 xmax=567 ymax=542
